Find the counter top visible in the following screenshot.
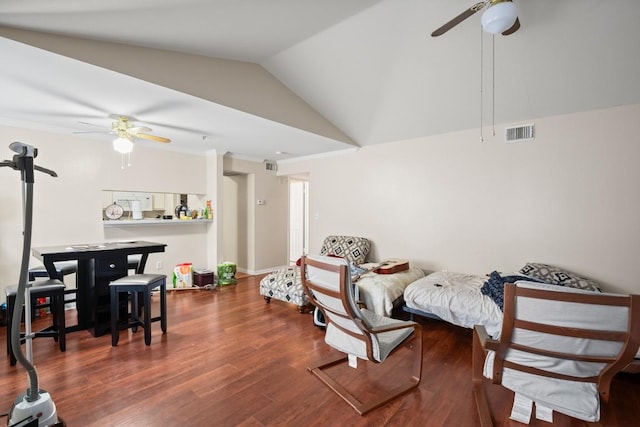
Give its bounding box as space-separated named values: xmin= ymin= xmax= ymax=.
xmin=103 ymin=219 xmax=213 ymax=227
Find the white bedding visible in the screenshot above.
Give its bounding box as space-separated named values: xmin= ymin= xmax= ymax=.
xmin=403 ymin=270 xmax=503 ymax=337
xmin=405 ymin=272 xmax=640 ymax=362
xmin=356 ymin=265 xmax=425 ymax=317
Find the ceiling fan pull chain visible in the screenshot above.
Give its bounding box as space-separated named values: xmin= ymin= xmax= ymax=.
xmin=492 ymin=34 xmax=496 ymax=137
xmin=480 ymin=26 xmax=484 ymax=143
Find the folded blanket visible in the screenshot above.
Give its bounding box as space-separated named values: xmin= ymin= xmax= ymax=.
xmin=481 ymin=271 xmax=541 ymax=311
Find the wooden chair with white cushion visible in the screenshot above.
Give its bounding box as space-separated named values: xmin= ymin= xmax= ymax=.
xmin=301 ymin=254 xmax=422 ymax=415
xmin=473 ymin=281 xmax=640 ymax=425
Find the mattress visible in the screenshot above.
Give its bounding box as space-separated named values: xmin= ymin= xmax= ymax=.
xmin=404 ymin=270 xmax=503 ymax=337
xmin=405 ymin=272 xmax=640 ymax=362
xmin=356 ymin=265 xmax=425 ymax=317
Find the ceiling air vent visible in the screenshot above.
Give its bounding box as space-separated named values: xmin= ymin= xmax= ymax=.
xmin=264 ymin=160 xmax=277 ymax=174
xmin=505 ymin=124 xmax=535 ymax=143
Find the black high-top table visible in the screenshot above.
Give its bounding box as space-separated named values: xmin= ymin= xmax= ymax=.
xmin=32 ymin=241 xmax=166 ymax=336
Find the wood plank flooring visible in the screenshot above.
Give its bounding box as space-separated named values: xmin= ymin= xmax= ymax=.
xmin=1 ymin=275 xmax=639 ymax=426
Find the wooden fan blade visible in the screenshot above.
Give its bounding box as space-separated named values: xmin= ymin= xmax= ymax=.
xmin=431 ymin=1 xmax=486 ymax=37
xmin=134 ymin=133 xmax=171 ymax=143
xmin=501 ymin=17 xmax=520 ymax=36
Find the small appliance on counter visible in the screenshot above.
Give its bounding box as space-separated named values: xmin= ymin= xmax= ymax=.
xmin=131 ymin=200 xmax=143 ymax=220
xmin=175 ymin=202 xmax=188 ymax=219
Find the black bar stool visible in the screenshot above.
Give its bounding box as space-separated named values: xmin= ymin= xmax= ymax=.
xmin=5 ymin=279 xmax=66 ymax=366
xmin=110 ymin=274 xmax=167 ymax=346
xmin=127 ymin=255 xmax=142 ymax=272
xmin=29 ymin=260 xmax=78 ymax=308
xmin=28 ymin=260 xmax=77 ymax=282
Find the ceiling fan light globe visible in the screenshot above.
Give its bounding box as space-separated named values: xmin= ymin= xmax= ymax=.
xmin=113 ymin=137 xmax=133 ymax=154
xmin=481 ymin=2 xmax=517 ymax=34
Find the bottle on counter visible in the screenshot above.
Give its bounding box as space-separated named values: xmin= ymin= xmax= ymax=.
xmin=205 ymin=200 xmax=213 ymax=219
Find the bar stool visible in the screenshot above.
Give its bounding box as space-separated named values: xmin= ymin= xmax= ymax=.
xmin=28 ymin=260 xmax=77 ymax=282
xmin=127 ymin=254 xmax=142 ymax=272
xmin=5 ymin=279 xmax=66 ymax=366
xmin=29 ymin=260 xmax=78 ymax=307
xmin=110 ymin=274 xmax=167 ymax=346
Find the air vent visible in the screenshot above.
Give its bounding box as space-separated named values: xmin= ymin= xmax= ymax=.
xmin=264 ymin=160 xmax=277 ymax=174
xmin=505 ymin=124 xmax=535 ymax=143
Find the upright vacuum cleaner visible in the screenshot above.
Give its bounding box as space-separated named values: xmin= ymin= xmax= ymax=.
xmin=0 ymin=142 xmax=64 ymax=427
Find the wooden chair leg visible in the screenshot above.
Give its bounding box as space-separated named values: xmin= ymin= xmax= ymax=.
xmin=410 ymin=324 xmax=423 ymax=383
xmin=472 ymin=327 xmax=493 ymax=427
xmin=308 ymin=326 xmax=422 ymax=416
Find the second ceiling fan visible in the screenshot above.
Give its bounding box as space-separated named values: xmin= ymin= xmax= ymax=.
xmin=431 ymin=0 xmax=520 ymax=37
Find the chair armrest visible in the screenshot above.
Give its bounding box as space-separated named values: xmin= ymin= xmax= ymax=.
xmin=369 ymin=321 xmax=418 ymax=334
xmin=474 ymin=324 xmax=499 ymax=352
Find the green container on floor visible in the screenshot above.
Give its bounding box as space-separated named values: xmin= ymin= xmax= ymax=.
xmin=217 ymin=262 xmax=237 ymax=286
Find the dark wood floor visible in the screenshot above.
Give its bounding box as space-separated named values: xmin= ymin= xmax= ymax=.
xmin=1 ymin=275 xmax=639 ymax=426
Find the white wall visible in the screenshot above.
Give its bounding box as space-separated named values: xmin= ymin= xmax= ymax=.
xmin=279 ymin=105 xmax=640 ymax=294
xmin=4 ymin=104 xmax=638 ymax=297
xmin=0 ymin=125 xmax=218 ymax=298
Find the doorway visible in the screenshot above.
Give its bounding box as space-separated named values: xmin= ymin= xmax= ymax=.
xmin=222 ymin=173 xmax=248 ymax=269
xmin=289 ymin=176 xmax=309 ymax=263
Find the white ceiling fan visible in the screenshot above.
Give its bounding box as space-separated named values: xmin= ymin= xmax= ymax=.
xmin=74 ymin=115 xmax=170 ymax=154
xmin=109 ymin=115 xmax=170 ymax=144
xmin=431 ymin=0 xmax=520 ymax=37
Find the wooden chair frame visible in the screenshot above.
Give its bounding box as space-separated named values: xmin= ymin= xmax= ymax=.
xmin=301 ymin=255 xmax=422 ymax=415
xmin=472 ymin=282 xmax=640 ymax=426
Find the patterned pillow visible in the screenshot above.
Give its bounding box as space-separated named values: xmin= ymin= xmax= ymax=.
xmin=518 ymin=262 xmax=601 ymax=292
xmin=319 ymin=235 xmax=370 ymax=265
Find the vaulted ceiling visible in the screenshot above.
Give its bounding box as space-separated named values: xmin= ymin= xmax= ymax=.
xmin=1 ymin=0 xmax=639 ymax=160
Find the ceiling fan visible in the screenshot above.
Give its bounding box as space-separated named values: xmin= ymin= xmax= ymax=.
xmin=431 ymin=0 xmax=520 ymax=37
xmin=110 ymin=115 xmax=170 ymax=144
xmin=75 ymin=115 xmax=171 ymax=151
